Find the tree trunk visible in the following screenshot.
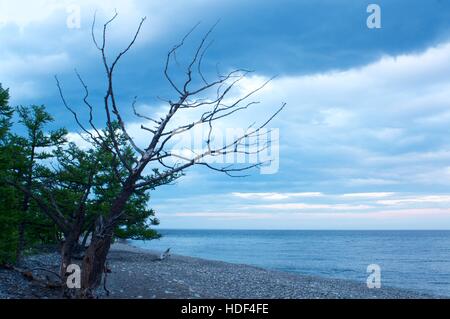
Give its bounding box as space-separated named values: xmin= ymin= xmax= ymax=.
xmin=16 ymin=191 xmax=30 ymax=264
xmin=15 ymin=221 xmax=26 ymax=265
xmin=16 ymin=142 xmax=34 ymax=265
xmin=60 ymin=206 xmax=85 ymax=298
xmin=80 ymin=233 xmax=113 ymax=298
xmin=60 ymin=229 xmax=82 ymax=298
xmin=80 ymin=185 xmax=134 ymax=298
xmin=60 ymin=231 xmax=80 ymax=279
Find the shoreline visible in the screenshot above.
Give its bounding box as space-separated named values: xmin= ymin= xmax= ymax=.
xmin=105 ymin=242 xmax=441 ymax=299
xmin=0 ymin=242 xmax=444 ymax=299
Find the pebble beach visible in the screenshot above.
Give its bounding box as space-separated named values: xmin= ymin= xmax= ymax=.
xmin=0 ymin=242 xmax=440 ymax=299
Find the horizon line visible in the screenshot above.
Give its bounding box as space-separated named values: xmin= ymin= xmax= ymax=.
xmin=151 ymin=228 xmax=450 ymax=231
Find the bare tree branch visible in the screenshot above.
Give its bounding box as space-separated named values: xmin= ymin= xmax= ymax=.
xmin=58 ymin=16 xmax=286 ymax=295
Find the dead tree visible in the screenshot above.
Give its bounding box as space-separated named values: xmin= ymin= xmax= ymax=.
xmin=56 ymin=13 xmax=285 ymax=298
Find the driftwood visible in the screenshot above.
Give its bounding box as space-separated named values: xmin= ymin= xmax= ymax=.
xmin=4 ymin=265 xmax=63 ymax=289
xmin=158 ymin=248 xmax=171 ymax=261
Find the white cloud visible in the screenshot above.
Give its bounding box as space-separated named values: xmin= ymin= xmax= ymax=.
xmin=0 ymin=53 xmax=71 ymax=101
xmin=232 ymin=192 xmax=323 ymax=200
xmin=0 ymin=0 xmax=147 ymax=31
xmin=316 ymin=108 xmax=355 ymax=127
xmin=170 ymin=212 xmax=274 ymax=219
xmin=151 ymin=189 xmax=450 ymax=229
xmin=378 ymin=195 xmax=450 ymax=206
xmin=4 ymin=2 xmax=450 ymax=229
xmin=345 ymin=178 xmax=399 ymax=186
xmin=0 ymin=0 xmax=65 ymax=29
xmin=0 ymin=53 xmax=70 ymax=77
xmin=64 ymin=39 xmax=450 ymax=204
xmin=249 ymin=203 xmax=373 ymax=211
xmin=340 ymin=192 xmax=395 ymax=199
xmin=230 ymin=41 xmax=450 ymax=192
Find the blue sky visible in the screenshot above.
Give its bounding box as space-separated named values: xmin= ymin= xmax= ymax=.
xmin=2 ymin=0 xmax=450 ymax=229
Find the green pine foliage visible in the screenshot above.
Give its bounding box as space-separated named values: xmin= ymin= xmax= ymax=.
xmin=0 ymin=85 xmax=162 ymax=265
xmin=0 ymin=84 xmax=20 ymax=264
xmin=0 ymin=84 xmax=161 ymax=264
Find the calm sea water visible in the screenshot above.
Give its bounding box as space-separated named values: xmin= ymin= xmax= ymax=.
xmin=131 ymin=230 xmax=450 ymax=296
